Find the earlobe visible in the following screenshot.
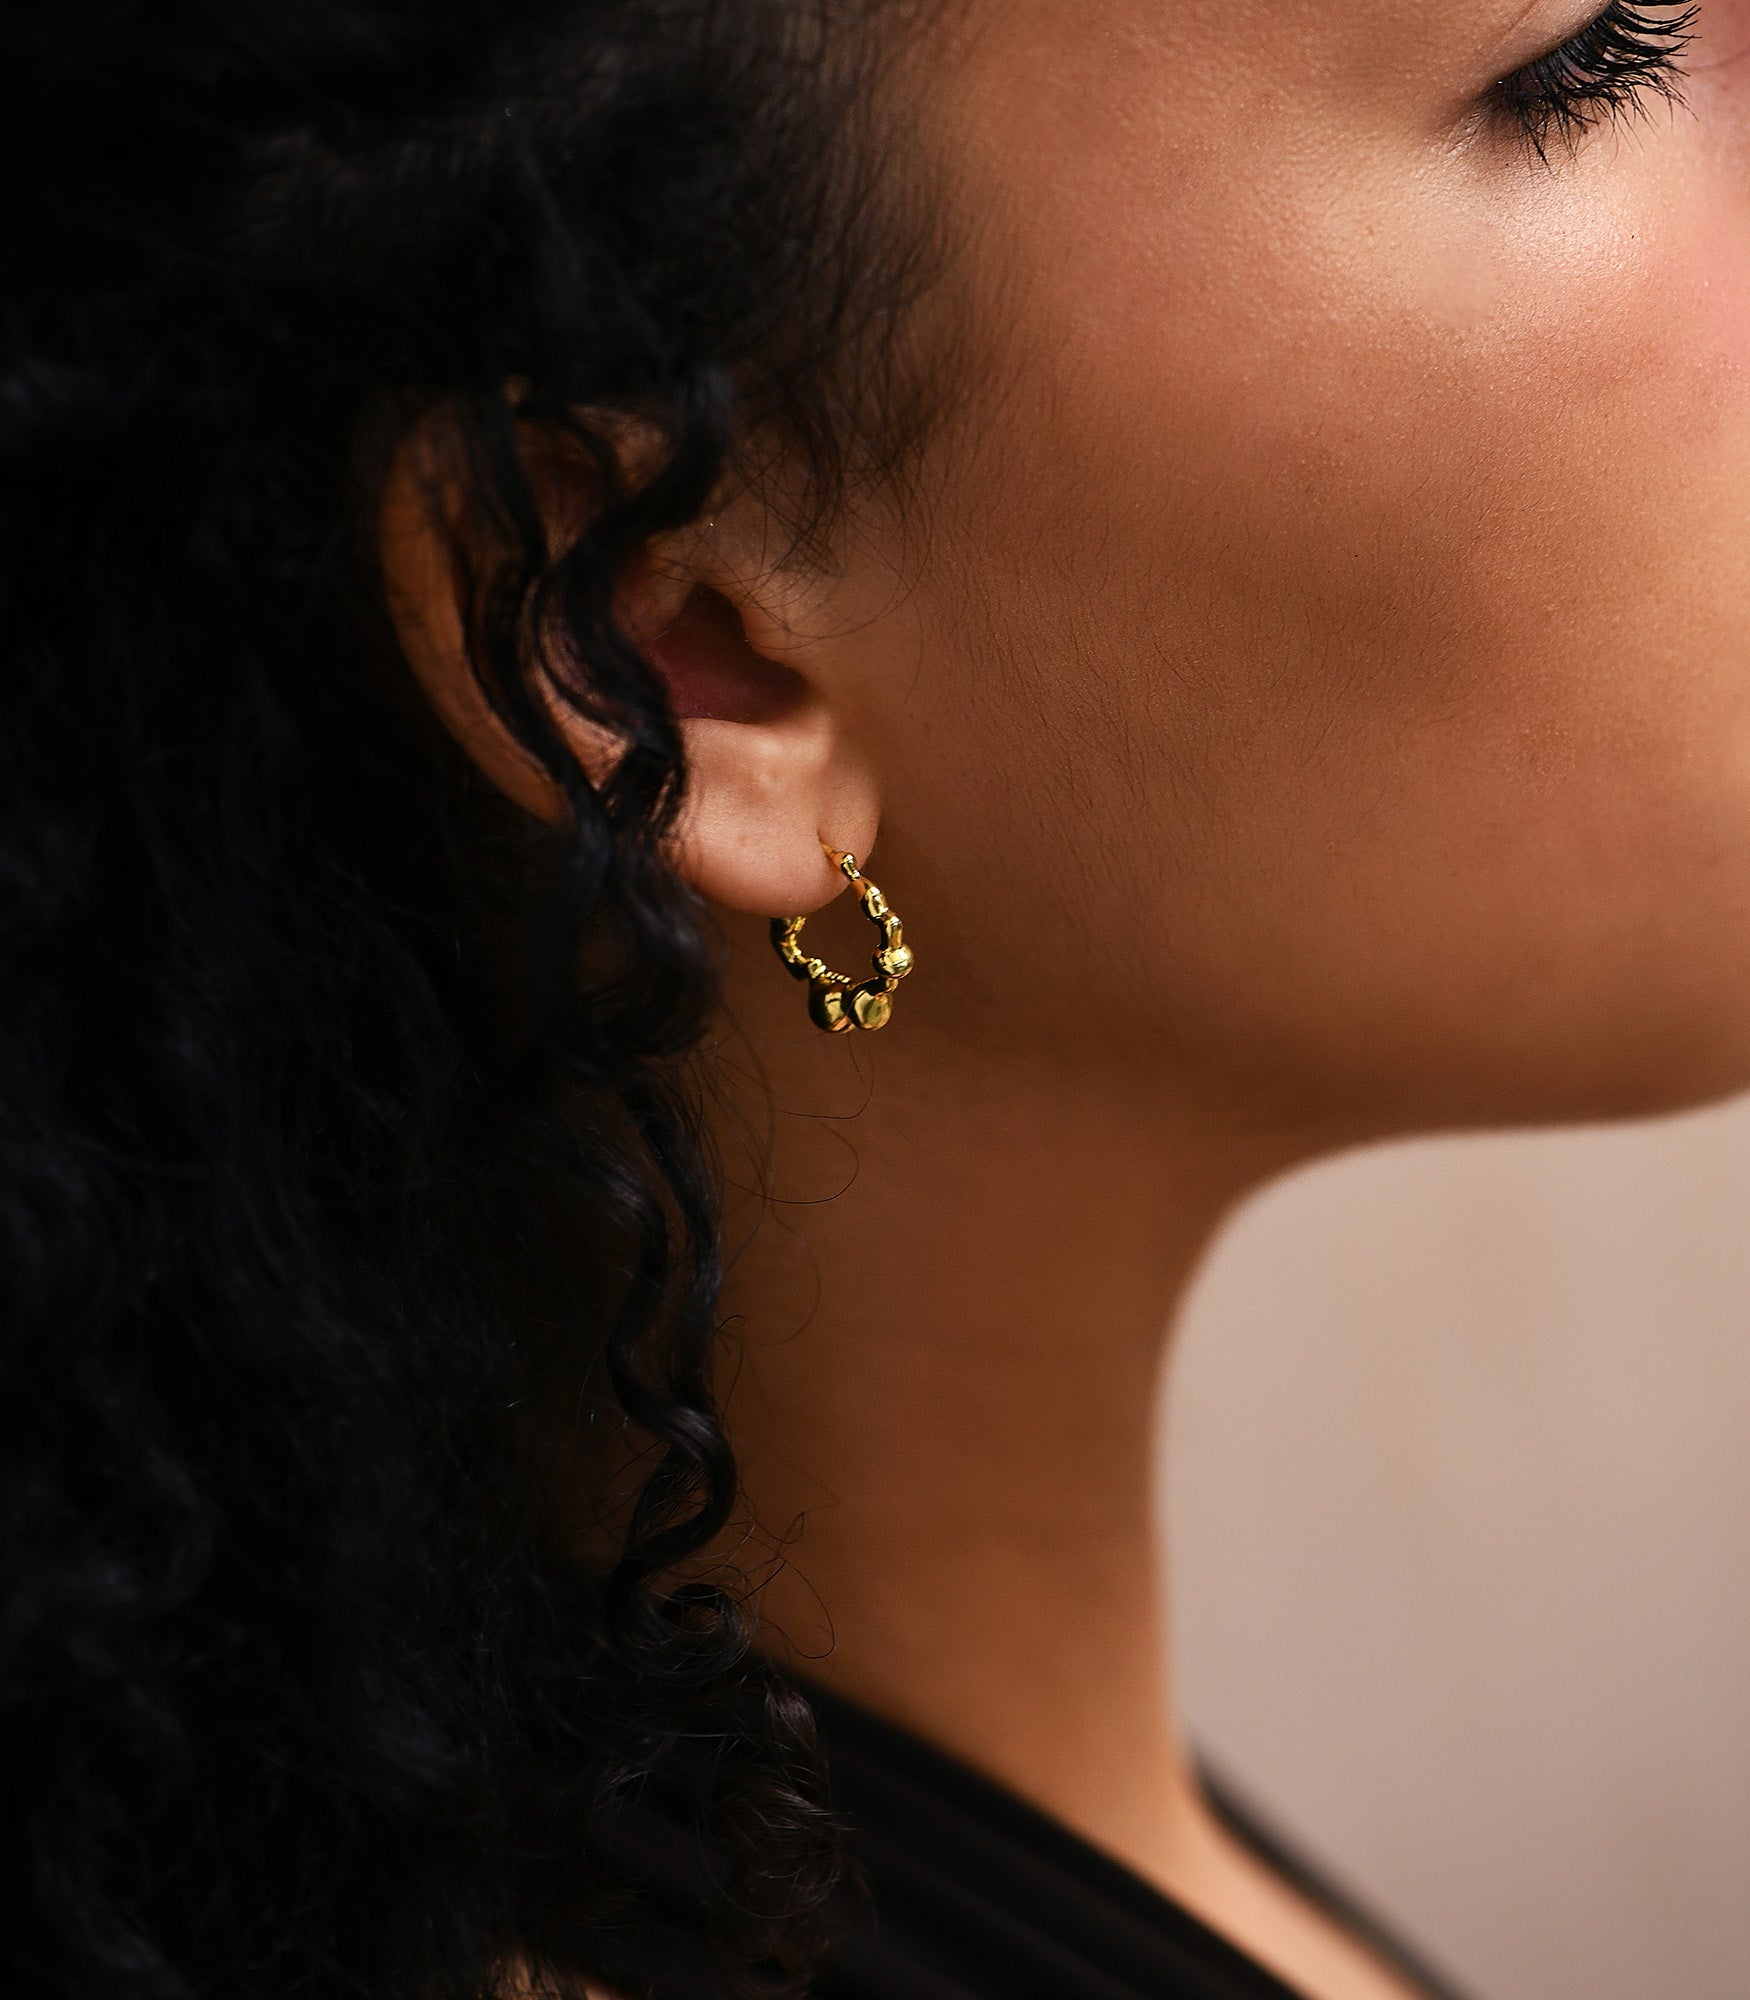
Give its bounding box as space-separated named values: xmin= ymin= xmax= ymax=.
xmin=670 ymin=705 xmax=878 ymax=918
xmin=642 ymin=584 xmax=879 ymax=917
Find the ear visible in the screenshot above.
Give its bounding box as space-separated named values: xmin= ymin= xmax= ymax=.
xmin=377 ymin=421 xmax=879 ymax=919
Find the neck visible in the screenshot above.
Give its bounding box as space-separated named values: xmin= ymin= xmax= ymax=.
xmin=705 ymin=924 xmax=1293 ymax=1883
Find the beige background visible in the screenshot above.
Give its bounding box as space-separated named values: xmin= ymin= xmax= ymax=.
xmin=1161 ymin=1100 xmax=1750 ymax=2000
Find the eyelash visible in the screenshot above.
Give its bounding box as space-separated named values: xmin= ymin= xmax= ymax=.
xmin=1489 ymin=0 xmax=1698 ymax=157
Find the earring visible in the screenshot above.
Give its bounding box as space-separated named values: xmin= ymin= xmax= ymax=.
xmin=771 ymin=848 xmax=915 ymax=1033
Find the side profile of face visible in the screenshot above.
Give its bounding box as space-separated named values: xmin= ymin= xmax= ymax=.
xmin=739 ymin=0 xmax=1750 ymax=1143
xmin=392 ymin=0 xmax=1750 ymax=1153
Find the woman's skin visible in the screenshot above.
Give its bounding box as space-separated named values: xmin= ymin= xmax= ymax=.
xmin=386 ymin=2 xmax=1750 ymax=1993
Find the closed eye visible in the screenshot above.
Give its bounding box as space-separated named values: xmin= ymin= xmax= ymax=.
xmin=1488 ymin=0 xmax=1697 ymax=159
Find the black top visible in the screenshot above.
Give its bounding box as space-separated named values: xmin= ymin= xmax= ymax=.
xmin=808 ymin=1682 xmax=1478 ymax=2000
xmin=587 ymin=1682 xmax=1480 ymax=2000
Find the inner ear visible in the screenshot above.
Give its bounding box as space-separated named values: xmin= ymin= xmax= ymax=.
xmin=641 ymin=586 xmax=810 ymax=725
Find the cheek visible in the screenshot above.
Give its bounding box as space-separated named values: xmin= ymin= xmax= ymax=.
xmin=921 ymin=110 xmax=1750 ymax=1125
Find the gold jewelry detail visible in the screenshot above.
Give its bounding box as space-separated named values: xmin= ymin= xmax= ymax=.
xmin=771 ymin=849 xmax=914 ymax=1033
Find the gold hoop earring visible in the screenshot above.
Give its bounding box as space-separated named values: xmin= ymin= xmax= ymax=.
xmin=771 ymin=849 xmax=914 ymax=1033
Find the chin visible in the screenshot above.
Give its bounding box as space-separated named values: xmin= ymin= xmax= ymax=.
xmin=1479 ymin=988 xmax=1750 ymax=1133
xmin=1310 ymin=969 xmax=1750 ymax=1145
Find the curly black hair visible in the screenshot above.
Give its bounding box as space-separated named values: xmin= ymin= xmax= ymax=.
xmin=0 ymin=4 xmax=939 ymax=1996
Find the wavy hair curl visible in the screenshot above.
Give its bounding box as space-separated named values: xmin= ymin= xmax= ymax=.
xmin=0 ymin=4 xmax=936 ymax=1995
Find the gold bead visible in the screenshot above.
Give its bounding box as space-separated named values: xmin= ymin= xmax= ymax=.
xmin=808 ymin=980 xmax=855 ymax=1033
xmin=851 ymin=983 xmax=893 ymax=1030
